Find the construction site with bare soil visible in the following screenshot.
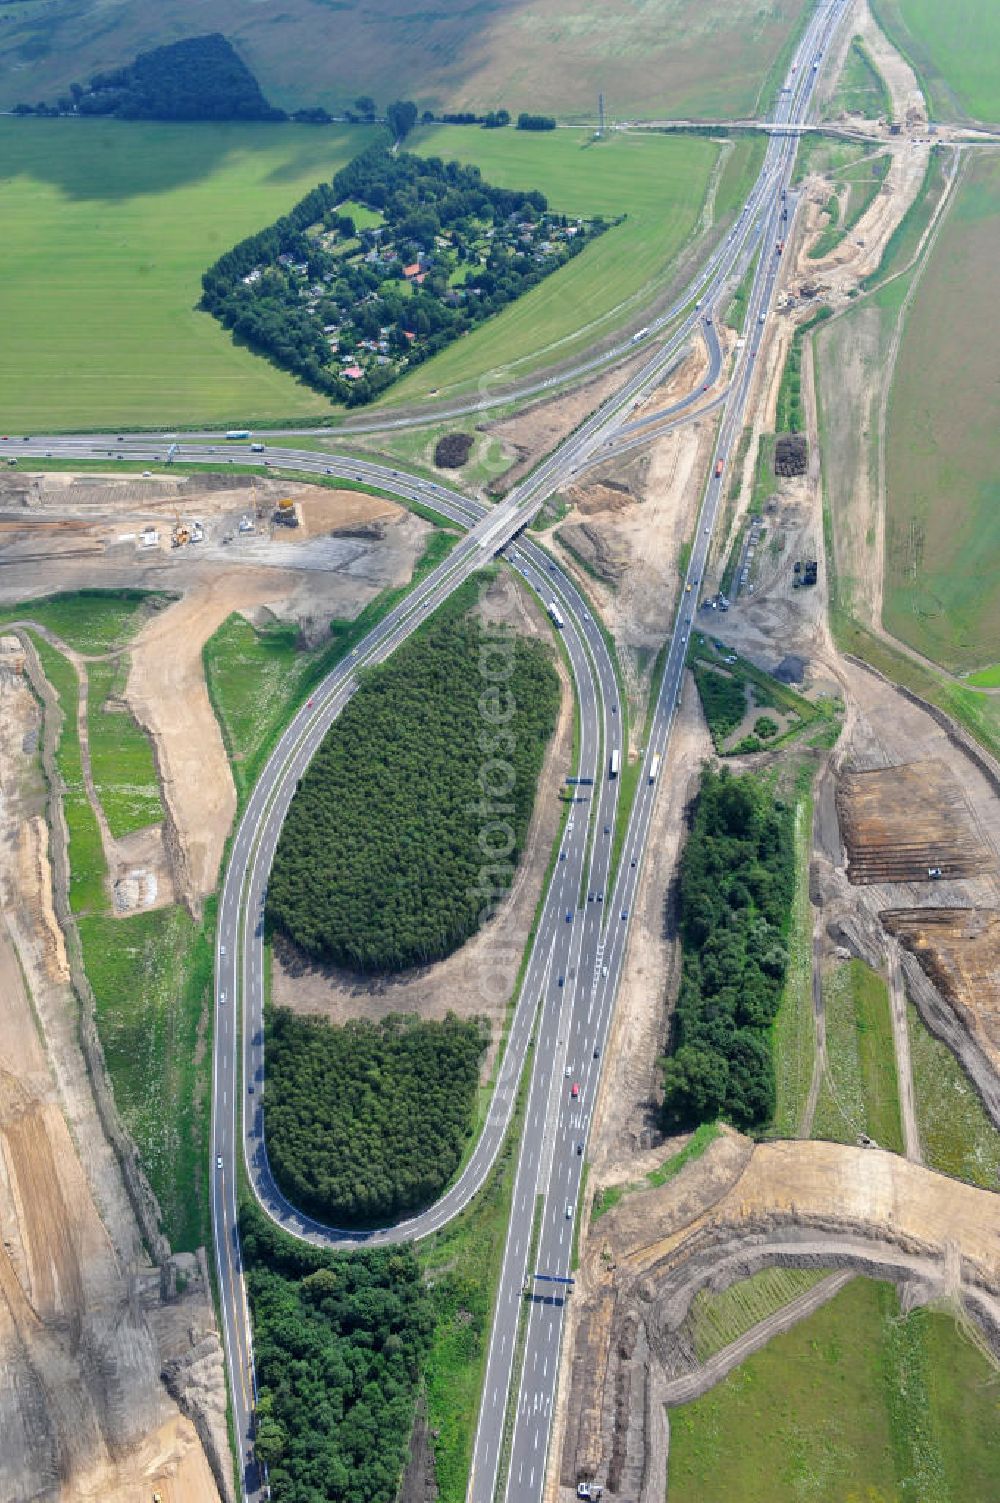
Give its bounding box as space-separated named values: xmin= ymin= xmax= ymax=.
xmin=4 ymin=2 xmax=1000 ymax=1500
xmin=542 ymin=5 xmax=1000 ymax=1498
xmin=0 ymin=466 xmax=433 ymax=1502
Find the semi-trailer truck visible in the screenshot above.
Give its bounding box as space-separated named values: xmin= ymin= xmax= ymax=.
xmin=225 ymin=430 xmax=251 ymax=440
xmin=649 ymin=754 xmax=661 ymax=784
xmin=609 ymin=748 xmax=620 ymax=778
xmin=714 ymin=459 xmax=724 ymax=478
xmin=548 ymin=601 xmax=565 ymax=630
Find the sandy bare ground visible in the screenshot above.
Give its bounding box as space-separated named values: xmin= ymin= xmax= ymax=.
xmin=118 ymin=484 xmax=424 ymax=909
xmin=126 ymin=569 xmax=301 ymax=908
xmin=485 ymin=354 xmax=648 ymax=496
xmin=548 ymin=19 xmax=1000 ymax=1489
xmin=617 ymin=1135 xmax=1000 ymax=1282
xmin=0 ymin=471 xmax=428 ymax=908
xmin=587 ymin=691 xmax=712 ymax=1179
xmin=0 ymin=659 xmax=223 ymax=1503
xmin=553 ymin=1131 xmax=1000 ymax=1502
xmin=274 ymin=573 xmax=571 ymax=1084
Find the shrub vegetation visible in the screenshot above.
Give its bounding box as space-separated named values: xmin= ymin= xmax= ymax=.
xmin=240 ymin=1204 xmax=434 ymax=1501
xmin=265 ymin=1010 xmax=487 ymax=1226
xmin=691 ymin=665 xmax=747 ymax=743
xmin=266 ymin=592 xmax=560 ymax=972
xmin=661 ymin=766 xmax=795 ymax=1130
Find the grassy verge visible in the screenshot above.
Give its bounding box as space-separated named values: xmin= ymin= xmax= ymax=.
xmin=204 ymin=526 xmax=458 ymax=807
xmin=861 ymin=146 xmax=949 ymax=292
xmin=688 ymin=1266 xmax=834 ymax=1363
xmin=770 ymin=774 xmax=817 ymax=1137
xmin=750 ymin=432 xmax=777 ymax=515
xmin=85 ymin=656 xmax=163 ymax=837
xmin=668 ymin=1277 xmax=1000 ymax=1503
xmin=775 ymin=307 xmax=832 ymax=433
xmin=687 ymin=639 xmax=835 ymax=757
xmin=592 ymin=1122 xmax=722 ymax=1220
xmin=28 ymin=633 xmax=107 ymax=914
xmin=907 ymin=1001 xmax=1000 ymax=1189
xmin=829 ymin=34 xmax=893 ymax=120
xmin=0 ymin=587 xmax=173 ymax=654
xmin=725 ymin=247 xmax=761 ymax=334
xmin=418 ymin=1048 xmax=534 ymax=1503
xmin=383 ymin=128 xmax=724 ymax=404
xmin=78 ymin=901 xmax=215 ymax=1251
xmin=607 ymin=753 xmax=642 ymax=903
xmin=812 ymin=960 xmax=904 ymax=1153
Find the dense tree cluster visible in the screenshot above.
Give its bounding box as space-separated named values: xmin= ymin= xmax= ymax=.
xmin=266 ymin=596 xmax=560 ymax=970
xmin=517 ymin=113 xmax=557 ymax=130
xmin=692 ymin=664 xmax=748 ymax=743
xmin=661 ymin=767 xmax=795 ymax=1132
xmin=265 ymin=1010 xmax=487 ymax=1225
xmin=16 ymin=34 xmax=284 ymax=121
xmin=201 ymin=141 xmax=608 ymax=405
xmin=440 ymin=108 xmax=512 ymax=128
xmin=240 ymin=1204 xmax=433 ymax=1502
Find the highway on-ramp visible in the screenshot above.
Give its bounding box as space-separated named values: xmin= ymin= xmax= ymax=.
xmin=13 ymin=10 xmax=848 ymax=1495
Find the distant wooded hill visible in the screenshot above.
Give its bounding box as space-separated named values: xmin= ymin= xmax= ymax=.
xmin=14 ymin=33 xmax=284 ymax=121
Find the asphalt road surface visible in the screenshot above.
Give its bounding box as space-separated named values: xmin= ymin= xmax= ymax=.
xmin=10 ymin=8 xmax=849 ymax=1495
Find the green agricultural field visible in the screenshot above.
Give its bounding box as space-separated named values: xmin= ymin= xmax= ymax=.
xmin=0 ymin=587 xmax=172 ymax=654
xmin=871 ymin=0 xmax=1000 ymax=123
xmin=908 ymin=1003 xmax=1000 ymax=1188
xmin=0 ymin=119 xmax=374 ymax=430
xmin=668 ymin=1278 xmax=1000 ymax=1503
xmin=28 ymin=632 xmax=107 ymax=914
xmin=0 ymin=0 xmax=808 ymax=124
xmin=827 ymin=36 xmax=892 ymax=119
xmin=85 ymin=658 xmax=163 ymax=839
xmin=883 ymin=150 xmax=1000 ymax=673
xmin=382 ymin=128 xmax=741 ymax=403
xmin=812 ymin=960 xmax=904 ymax=1152
xmin=688 ymin=1266 xmax=833 ymax=1363
xmin=79 ymin=904 xmax=214 ymax=1251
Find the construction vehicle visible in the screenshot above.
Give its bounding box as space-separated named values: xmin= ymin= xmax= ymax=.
xmin=274 ymin=497 xmax=299 ymax=528
xmin=171 ymin=518 xmax=191 ymax=548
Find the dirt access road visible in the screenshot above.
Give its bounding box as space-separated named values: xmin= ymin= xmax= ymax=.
xmin=0 ymin=470 xmax=428 ymax=909
xmin=0 ymin=656 xmax=224 ymax=1503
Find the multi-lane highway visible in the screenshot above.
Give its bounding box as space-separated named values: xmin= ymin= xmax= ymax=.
xmin=13 ymin=7 xmax=848 ymax=1496
xmin=469 ymin=6 xmax=849 ymax=1498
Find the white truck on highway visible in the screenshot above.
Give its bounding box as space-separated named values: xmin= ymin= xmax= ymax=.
xmin=548 ymin=601 xmax=565 ymax=630
xmin=609 ymin=748 xmax=620 ymax=779
xmin=648 ymin=753 xmax=661 ymax=784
